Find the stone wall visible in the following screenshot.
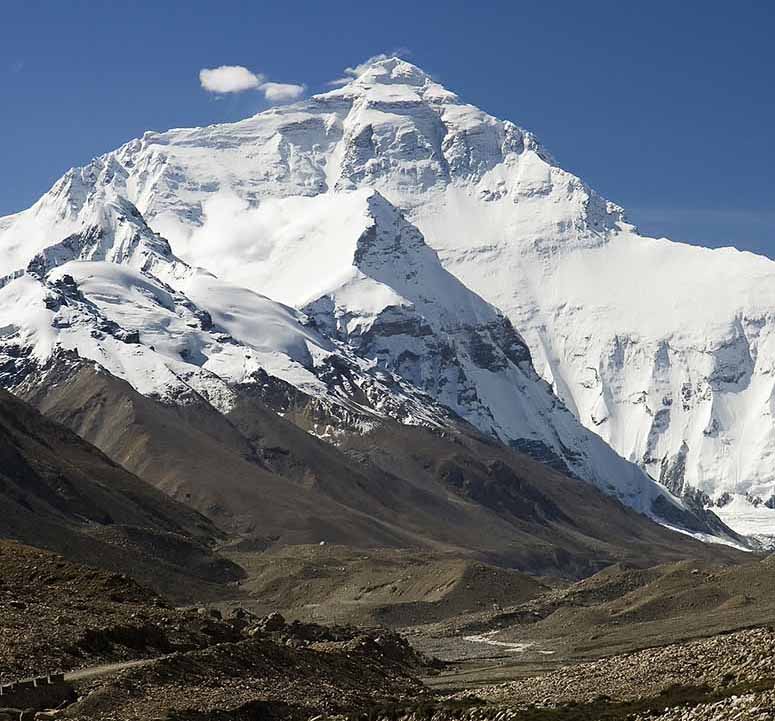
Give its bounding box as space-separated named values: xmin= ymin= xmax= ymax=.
xmin=0 ymin=674 xmax=75 ymax=712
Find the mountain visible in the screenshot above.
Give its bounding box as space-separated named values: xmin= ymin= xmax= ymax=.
xmin=0 ymin=187 xmax=455 ymax=431
xmin=241 ymin=187 xmax=674 ymax=513
xmin=0 ymin=56 xmax=752 ymax=542
xmin=0 ymin=387 xmax=240 ymax=600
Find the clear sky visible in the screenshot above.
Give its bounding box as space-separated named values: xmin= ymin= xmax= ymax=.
xmin=2 ymin=0 xmax=773 ymax=254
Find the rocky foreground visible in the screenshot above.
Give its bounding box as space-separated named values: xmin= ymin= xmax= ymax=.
xmin=0 ymin=541 xmax=242 ymax=681
xmin=476 ymin=627 xmax=775 ymax=706
xmin=60 ymin=626 xmax=429 ymax=720
xmin=363 ymin=627 xmax=775 ymax=720
xmin=3 ymin=540 xmax=775 ymax=720
xmin=0 ymin=542 xmax=433 ymax=720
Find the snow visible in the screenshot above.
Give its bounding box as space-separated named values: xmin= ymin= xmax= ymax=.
xmin=419 ymin=187 xmax=775 ymax=510
xmin=180 ymin=272 xmax=329 ymax=363
xmin=0 ymin=55 xmax=766 ymax=539
xmin=0 ymin=267 xmax=210 ymax=404
xmin=715 ymin=496 xmax=775 ymax=542
xmin=0 ymin=275 xmax=57 ymax=360
xmin=43 ymin=260 xmax=336 ymax=403
xmin=172 ymin=190 xmax=375 ymax=307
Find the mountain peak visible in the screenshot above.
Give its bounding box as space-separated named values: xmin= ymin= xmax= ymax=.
xmin=317 ymin=56 xmax=457 ymax=105
xmin=351 ymin=56 xmax=431 ymax=86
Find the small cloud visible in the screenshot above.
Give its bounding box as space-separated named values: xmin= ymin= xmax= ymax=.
xmin=260 ymin=82 xmax=306 ymax=104
xmin=325 ymin=77 xmax=351 ymax=88
xmin=10 ymin=59 xmax=24 ymax=73
xmin=344 ymin=53 xmax=392 ymax=78
xmin=199 ymin=65 xmax=263 ymax=94
xmin=198 ymin=66 xmax=305 ymax=103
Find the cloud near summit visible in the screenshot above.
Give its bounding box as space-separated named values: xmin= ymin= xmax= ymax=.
xmin=199 ymin=65 xmax=304 ymax=104
xmin=260 ymin=82 xmax=305 ymax=102
xmin=325 ymin=50 xmax=414 ymax=87
xmin=199 ymin=65 xmax=263 ymax=94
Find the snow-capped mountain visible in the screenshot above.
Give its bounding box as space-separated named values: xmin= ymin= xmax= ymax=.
xmin=0 ymin=56 xmax=758 ymax=540
xmin=251 ymin=187 xmax=671 ymax=510
xmin=0 ymin=187 xmax=455 ymax=438
xmin=0 ymin=176 xmax=690 ymax=531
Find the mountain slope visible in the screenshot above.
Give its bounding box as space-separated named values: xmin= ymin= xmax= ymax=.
xmin=0 ymin=388 xmax=240 ymax=600
xmin=0 ymin=160 xmax=704 ymax=536
xmin=14 ymin=353 xmax=748 ymax=577
xmin=251 ymin=187 xmax=682 ymax=516
xmin=3 ymin=56 xmax=762 ymax=535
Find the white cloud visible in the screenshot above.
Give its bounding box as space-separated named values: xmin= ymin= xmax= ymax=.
xmin=199 ymin=65 xmax=263 ymax=94
xmin=260 ymin=82 xmax=306 ymax=103
xmin=325 ymin=77 xmax=351 ymax=88
xmin=198 ymin=66 xmax=305 ymax=103
xmin=326 ymin=49 xmax=413 ymax=87
xmin=169 ymin=193 xmax=275 ymax=274
xmin=344 ymin=53 xmax=391 ymax=78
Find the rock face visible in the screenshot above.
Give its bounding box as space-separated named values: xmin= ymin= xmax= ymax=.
xmin=293 ymin=191 xmax=670 ymax=509
xmin=0 ymin=56 xmax=760 ymax=537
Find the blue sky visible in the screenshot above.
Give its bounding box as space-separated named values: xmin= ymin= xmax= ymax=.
xmin=2 ymin=0 xmax=773 ymax=254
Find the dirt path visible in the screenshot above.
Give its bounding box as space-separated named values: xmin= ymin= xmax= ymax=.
xmin=65 ymin=656 xmax=167 ymax=682
xmin=462 ymin=631 xmax=535 ymax=653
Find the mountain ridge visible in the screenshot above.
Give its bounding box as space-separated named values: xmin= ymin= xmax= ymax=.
xmin=12 ymin=351 xmax=749 ymax=576
xmin=0 ymin=386 xmax=241 ymax=600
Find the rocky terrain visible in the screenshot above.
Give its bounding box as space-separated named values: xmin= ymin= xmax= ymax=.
xmin=0 ymin=541 xmax=242 ymax=680
xmin=475 ymin=627 xmax=775 ymax=706
xmin=62 ymin=630 xmax=428 ymax=720
xmin=0 ymin=541 xmax=433 ymax=720
xmin=327 ymin=628 xmax=775 ymax=720
xmin=2 ymin=533 xmax=774 ymax=720
xmin=404 ymin=554 xmax=775 ymax=692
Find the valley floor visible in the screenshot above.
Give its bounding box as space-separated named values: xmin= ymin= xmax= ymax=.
xmin=4 ymin=541 xmax=775 ymax=720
